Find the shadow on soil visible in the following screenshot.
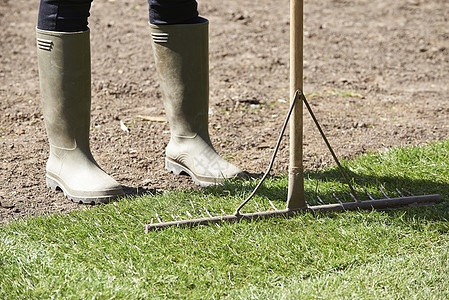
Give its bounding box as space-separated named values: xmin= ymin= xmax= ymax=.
xmin=122 ymin=185 xmax=160 ymax=198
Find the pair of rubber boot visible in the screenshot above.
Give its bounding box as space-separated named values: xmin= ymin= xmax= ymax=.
xmin=36 ymin=19 xmax=242 ymax=204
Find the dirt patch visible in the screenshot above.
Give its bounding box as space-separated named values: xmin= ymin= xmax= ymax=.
xmin=1 ymin=0 xmax=448 ymax=224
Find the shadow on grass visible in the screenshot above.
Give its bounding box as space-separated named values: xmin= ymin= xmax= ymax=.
xmin=122 ymin=185 xmax=159 ymax=197
xmin=305 ymin=166 xmax=448 ymax=201
xmin=198 ymin=166 xmax=449 ymax=223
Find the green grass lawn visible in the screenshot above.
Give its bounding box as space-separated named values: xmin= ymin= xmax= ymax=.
xmin=1 ymin=140 xmax=449 ymax=299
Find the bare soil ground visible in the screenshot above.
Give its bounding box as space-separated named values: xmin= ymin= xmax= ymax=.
xmin=1 ymin=0 xmax=448 ymax=224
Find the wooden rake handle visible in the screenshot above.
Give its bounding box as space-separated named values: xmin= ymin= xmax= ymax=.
xmin=286 ymin=0 xmax=306 ymax=209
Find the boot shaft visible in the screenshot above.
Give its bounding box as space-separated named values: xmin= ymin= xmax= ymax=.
xmin=149 ymin=19 xmax=209 ymax=140
xmin=37 ymin=29 xmax=91 ymax=151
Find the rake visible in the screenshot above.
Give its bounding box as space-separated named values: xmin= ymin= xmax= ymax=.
xmin=144 ymin=0 xmax=441 ymax=232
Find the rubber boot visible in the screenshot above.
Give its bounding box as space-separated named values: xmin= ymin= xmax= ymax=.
xmin=149 ymin=19 xmax=243 ymax=187
xmin=36 ymin=29 xmax=123 ymax=204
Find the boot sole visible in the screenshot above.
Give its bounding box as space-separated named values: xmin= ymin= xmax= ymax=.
xmin=46 ymin=174 xmax=123 ymax=205
xmin=165 ymin=158 xmax=221 ymax=187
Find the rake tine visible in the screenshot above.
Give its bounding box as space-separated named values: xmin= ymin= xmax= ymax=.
xmin=208 ymin=209 xmax=221 ymax=227
xmin=269 ymin=200 xmax=279 ymax=211
xmin=220 ymin=208 xmax=226 ymax=215
xmin=364 ymin=189 xmax=376 ymax=201
xmin=156 ymin=213 xmax=162 ymax=223
xmin=189 ymin=200 xmax=196 ymax=211
xmin=186 ymin=211 xmax=193 ymax=218
xmin=402 ymin=188 xmax=415 ymax=196
xmin=333 ymin=193 xmax=343 ymax=205
xmin=204 ymin=207 xmax=220 ymax=227
xmin=396 ymin=188 xmax=404 ymax=197
xmin=317 ymin=196 xmax=326 ymax=205
xmin=145 ymin=219 xmax=154 ymax=234
xmin=204 ymin=206 xmax=220 ymax=227
xmin=379 ymin=186 xmax=390 ymax=199
xmin=254 ymin=200 xmax=261 ymax=211
xmin=171 ymin=215 xmax=178 ymax=221
xmin=204 ymin=206 xmax=214 ymax=218
xmin=349 ymin=192 xmax=360 ymax=203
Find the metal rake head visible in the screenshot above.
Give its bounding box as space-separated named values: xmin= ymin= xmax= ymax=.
xmin=144 ymin=188 xmax=441 ymax=232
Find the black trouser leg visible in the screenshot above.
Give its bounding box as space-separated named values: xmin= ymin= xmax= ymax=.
xmin=37 ymin=0 xmax=93 ymax=32
xmin=37 ymin=0 xmax=200 ymax=32
xmin=148 ymin=0 xmax=199 ymax=24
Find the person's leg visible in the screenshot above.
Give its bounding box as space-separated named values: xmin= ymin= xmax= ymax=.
xmin=38 ymin=0 xmax=92 ymax=32
xmin=148 ymin=0 xmax=199 ymax=25
xmin=148 ymin=1 xmax=243 ymax=186
xmin=36 ymin=0 xmax=123 ymax=203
